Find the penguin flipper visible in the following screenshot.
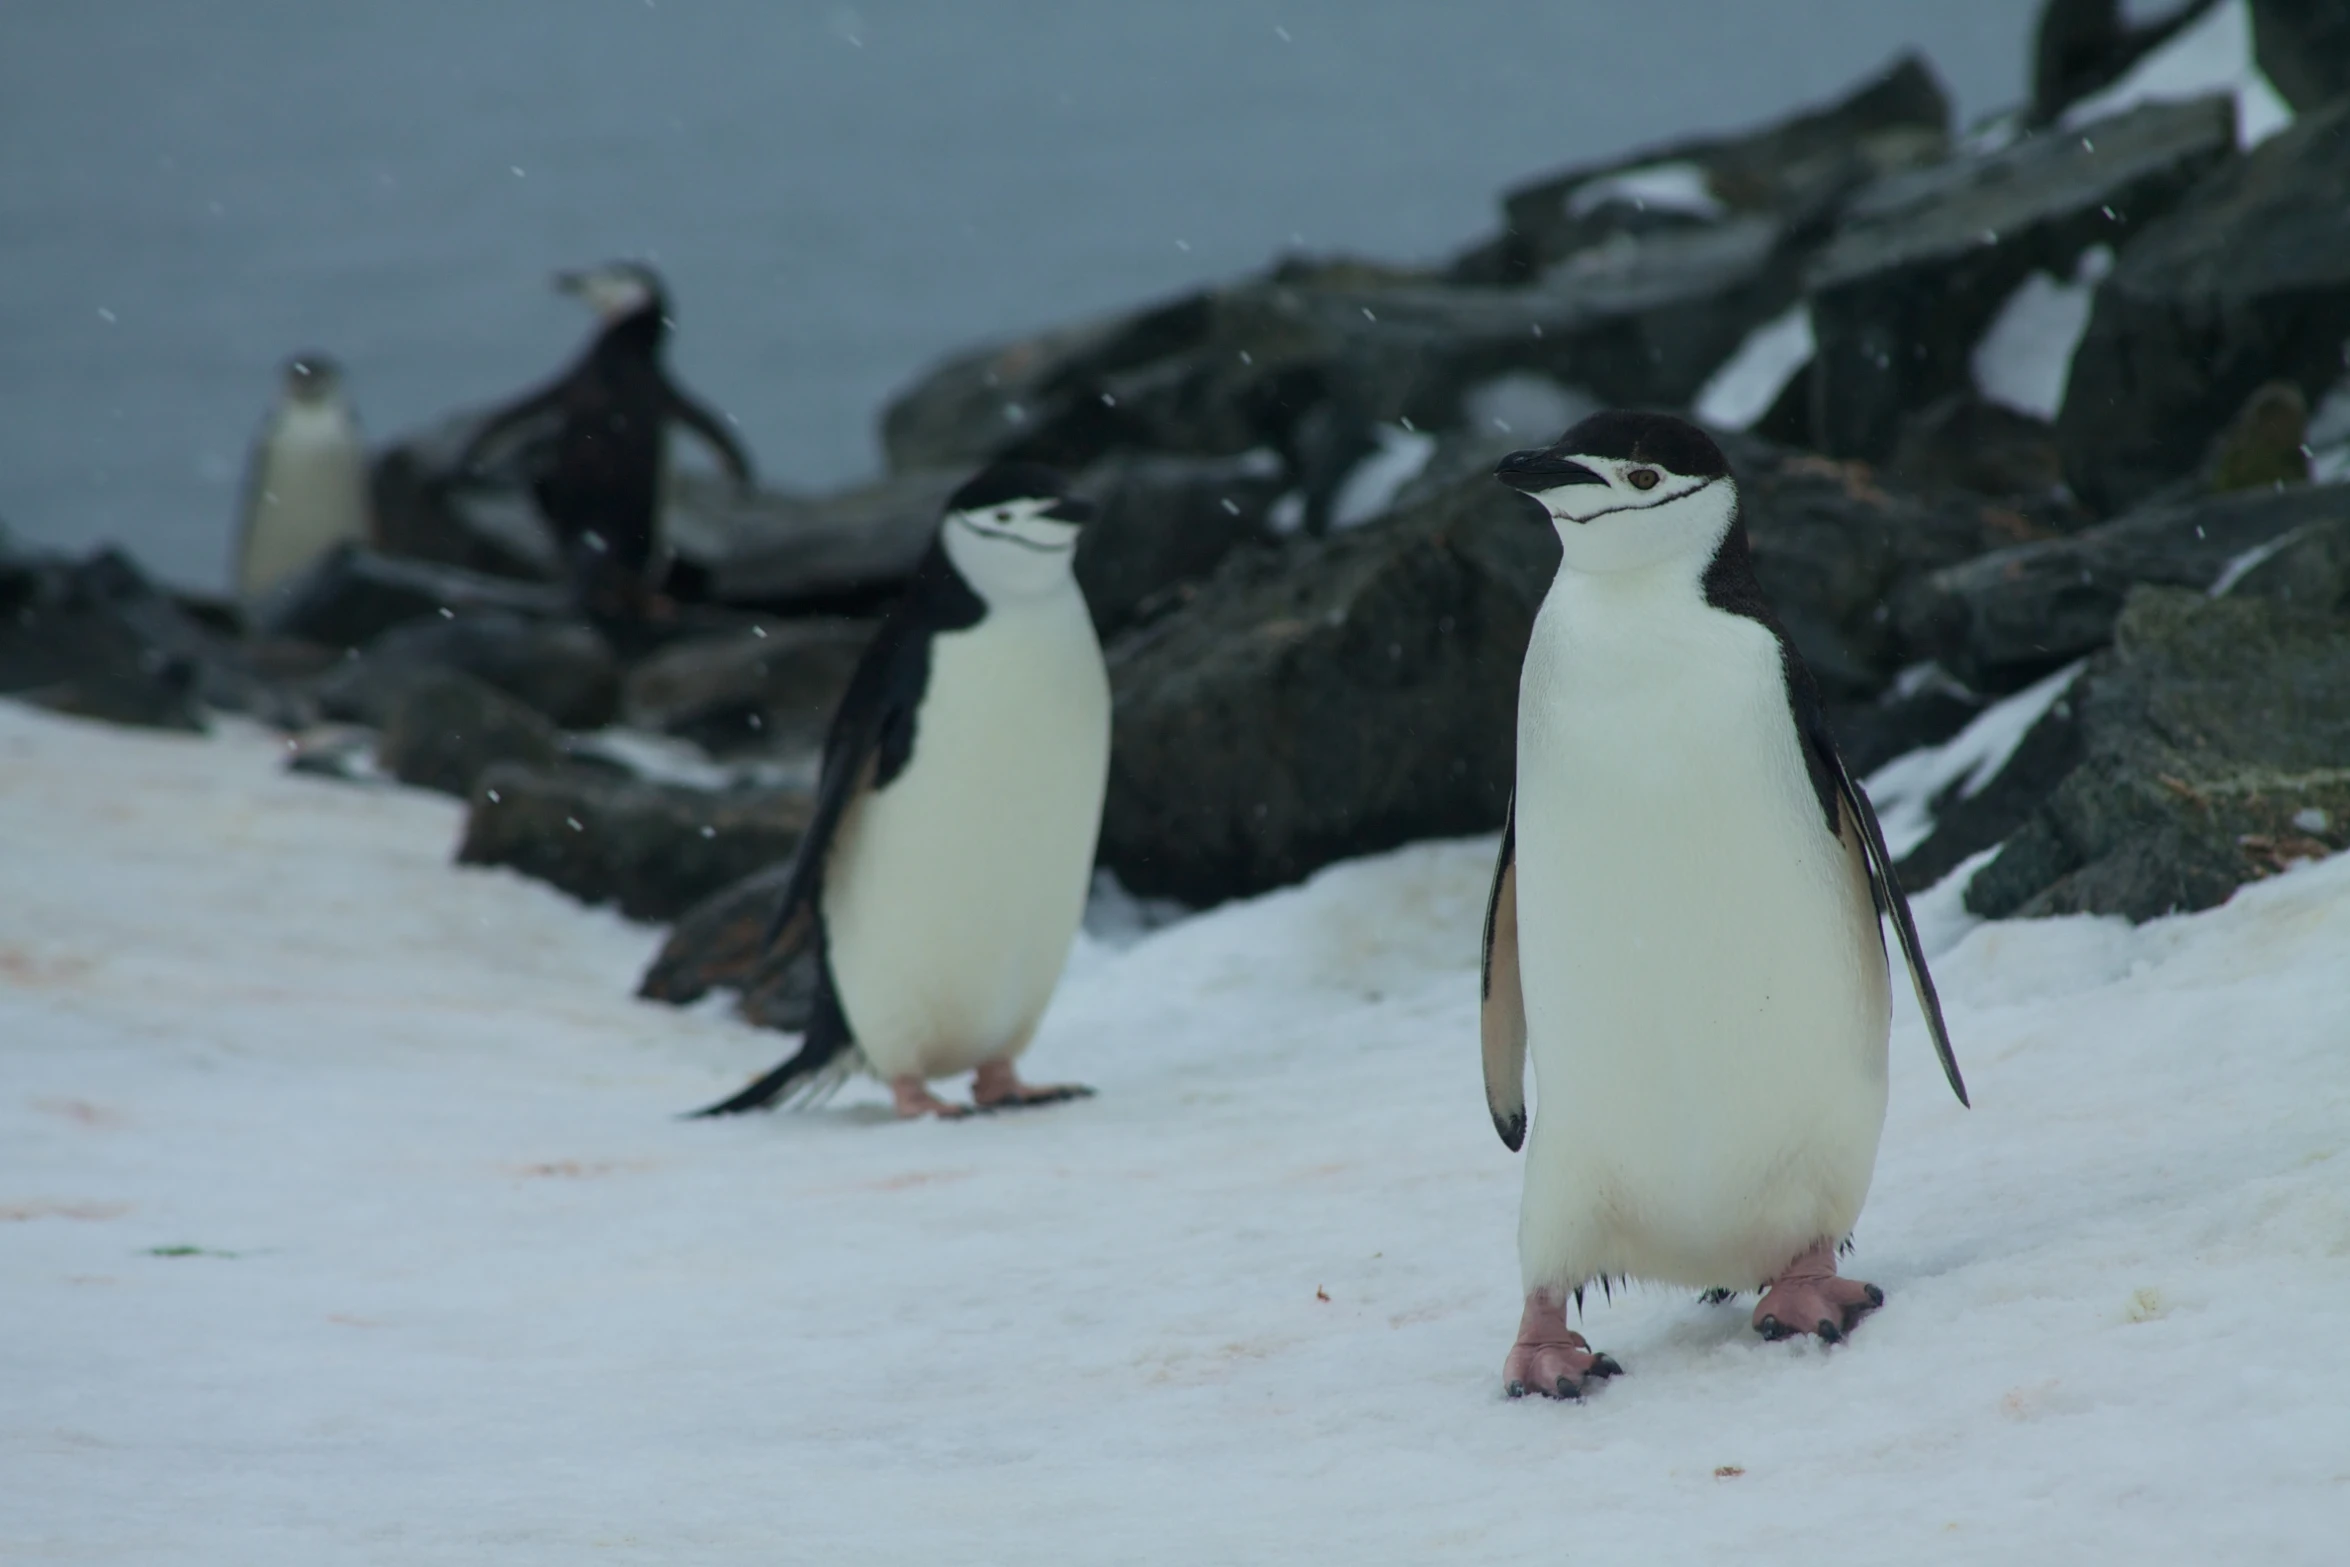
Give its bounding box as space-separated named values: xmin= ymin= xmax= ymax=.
xmin=1480 ymin=797 xmax=1529 ymax=1151
xmin=665 ymin=384 xmax=756 ymax=490
xmin=756 ymin=543 xmax=981 ymax=954
xmin=1826 ymin=747 xmax=1970 ymax=1109
xmin=453 ymin=380 xmax=566 ymax=480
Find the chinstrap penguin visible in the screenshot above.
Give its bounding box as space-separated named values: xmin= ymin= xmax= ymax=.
xmin=455 ymin=261 xmax=753 ymax=625
xmin=234 ymin=353 xmax=371 ymax=613
xmin=1481 ymin=411 xmax=1967 ymax=1400
xmin=695 ymin=462 xmax=1110 ymax=1121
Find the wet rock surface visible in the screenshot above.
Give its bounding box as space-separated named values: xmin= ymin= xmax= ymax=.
xmin=620 ymin=618 xmax=874 ymax=757
xmin=256 ymin=546 xmax=568 ymax=650
xmin=2057 ymin=98 xmax=2350 ymax=514
xmin=1964 ymin=588 xmax=2350 ymax=921
xmin=458 ymin=764 xmax=813 ymax=924
xmin=1896 ymin=483 xmax=2350 ymax=691
xmin=1808 ymin=96 xmax=2234 ymax=461
xmin=636 ymin=862 xmax=821 ymax=1032
xmin=374 ymin=670 xmax=568 ymax=798
xmin=1076 ymin=450 xmax=1286 ymax=636
xmin=311 ymin=612 xmax=620 ymax=730
xmin=1099 ymin=471 xmax=1553 ymax=905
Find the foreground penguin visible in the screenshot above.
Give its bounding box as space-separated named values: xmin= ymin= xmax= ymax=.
xmin=234 ymin=353 xmax=371 ymax=613
xmin=456 ymin=262 xmax=753 ymax=622
xmin=696 ymin=462 xmax=1109 ymax=1120
xmin=1482 ymin=411 xmax=1967 ymax=1400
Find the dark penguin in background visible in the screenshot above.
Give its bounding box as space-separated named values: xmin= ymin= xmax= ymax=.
xmin=1480 ymin=411 xmax=1967 ymax=1400
xmin=697 ymin=462 xmax=1110 ymax=1121
xmin=456 ymin=262 xmax=753 ymax=623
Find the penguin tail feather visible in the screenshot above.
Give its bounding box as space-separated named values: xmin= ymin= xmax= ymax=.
xmin=688 ymin=1039 xmax=859 ymax=1119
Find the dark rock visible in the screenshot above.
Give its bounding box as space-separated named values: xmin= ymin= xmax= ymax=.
xmin=2057 ymin=98 xmax=2350 ymax=514
xmin=1460 ymin=55 xmax=1951 ymax=284
xmin=620 ymin=618 xmax=875 ymax=756
xmin=1076 ymin=450 xmax=1286 ymax=635
xmin=1098 ymin=435 xmax=2056 ymax=905
xmin=1882 ymin=664 xmax=2091 ymax=892
xmin=1808 ymin=95 xmax=2235 ymax=462
xmin=878 ymin=232 xmax=1807 ymax=492
xmin=2029 ymin=0 xmax=2222 ymax=124
xmin=375 ymin=671 xmax=567 ymax=798
xmin=881 ymin=292 xmax=1221 ymax=476
xmin=1723 ymin=436 xmax=2065 ymax=699
xmin=1895 ymin=482 xmax=2350 ymax=691
xmin=1099 ymin=469 xmax=1555 ymax=906
xmin=2252 ymin=0 xmax=2350 ymax=112
xmin=458 ymin=764 xmax=813 ymax=923
xmin=1887 ymin=393 xmax=2071 ymax=503
xmin=1826 ymin=666 xmax=1986 ymax=779
xmin=635 ymin=862 xmax=821 ymax=1032
xmin=312 ymin=612 xmax=620 ymax=731
xmin=256 ymin=545 xmax=567 ymax=649
xmin=697 ymin=469 xmax=959 ymax=612
xmin=1964 ymin=587 xmax=2350 ymax=921
xmin=0 ymin=547 xmax=301 ymax=731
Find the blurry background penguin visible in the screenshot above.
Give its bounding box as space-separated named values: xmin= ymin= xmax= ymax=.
xmin=233 ymin=352 xmax=372 ymax=619
xmin=452 ymin=261 xmax=754 ymax=635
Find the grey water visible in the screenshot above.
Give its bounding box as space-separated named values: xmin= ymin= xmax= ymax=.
xmin=2 ymin=1 xmax=2037 ymax=591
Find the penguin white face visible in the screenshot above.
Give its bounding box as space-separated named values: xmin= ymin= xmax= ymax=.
xmin=555 ymin=262 xmax=664 ymax=323
xmin=942 ymin=495 xmax=1092 ymax=601
xmin=1497 ymin=413 xmax=1737 ymax=576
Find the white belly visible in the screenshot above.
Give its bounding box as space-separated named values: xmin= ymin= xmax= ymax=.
xmin=238 ymin=405 xmax=370 ymax=608
xmin=1513 ymin=576 xmax=1890 ymax=1292
xmin=822 ymin=584 xmax=1110 ymax=1081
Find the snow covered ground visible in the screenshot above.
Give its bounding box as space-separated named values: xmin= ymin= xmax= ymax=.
xmin=5 ymin=699 xmax=2348 ymax=1563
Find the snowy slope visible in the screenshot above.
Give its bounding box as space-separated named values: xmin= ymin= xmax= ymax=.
xmin=3 ymin=701 xmax=2348 ymax=1564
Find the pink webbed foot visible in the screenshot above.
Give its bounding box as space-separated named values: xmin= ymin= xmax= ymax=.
xmin=1752 ymin=1240 xmax=1884 ymax=1343
xmin=1503 ymin=1291 xmax=1624 ymax=1400
xmin=970 ymin=1059 xmax=1095 ymax=1112
xmin=889 ymin=1075 xmax=972 ymax=1120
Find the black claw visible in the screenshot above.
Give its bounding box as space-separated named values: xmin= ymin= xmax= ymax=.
xmin=1589 ymin=1353 xmax=1624 ymax=1378
xmin=1863 ymin=1284 xmax=1885 ymax=1308
xmin=1816 ymin=1319 xmax=1843 ymax=1344
xmin=1506 ymin=1380 xmax=1527 ymax=1399
xmin=1757 ymin=1314 xmax=1786 ymax=1341
xmin=1554 ymin=1375 xmax=1581 ymax=1400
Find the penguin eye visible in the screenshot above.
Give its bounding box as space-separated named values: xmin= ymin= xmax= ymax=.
xmin=1628 ymin=468 xmax=1660 ymax=491
xmin=995 ymin=507 xmax=1014 ymax=523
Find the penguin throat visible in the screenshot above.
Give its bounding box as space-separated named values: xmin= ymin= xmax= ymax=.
xmin=943 ymin=516 xmax=1077 ymax=602
xmin=1550 ymin=481 xmax=1737 ymax=579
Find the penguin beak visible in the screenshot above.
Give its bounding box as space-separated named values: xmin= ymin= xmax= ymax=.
xmin=1494 ymin=451 xmax=1606 ymax=494
xmin=1043 ymin=496 xmax=1096 ymax=525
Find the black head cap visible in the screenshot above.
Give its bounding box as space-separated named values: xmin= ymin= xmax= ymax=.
xmin=947 ymin=461 xmax=1095 ymax=523
xmin=1495 ymin=410 xmax=1730 ymax=493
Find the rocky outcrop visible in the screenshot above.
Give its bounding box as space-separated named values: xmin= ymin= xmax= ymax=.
xmin=620 ymin=618 xmax=873 ymax=757
xmin=1456 ymin=55 xmax=1951 ymax=284
xmin=1808 ymin=95 xmax=2234 ymax=462
xmin=2056 ymin=98 xmax=2350 ymax=513
xmin=1964 ymin=586 xmax=2350 ymax=921
xmin=1076 ymin=450 xmax=1285 ymax=635
xmin=256 ymin=546 xmax=567 ymax=649
xmin=635 ymin=863 xmax=820 ymax=1032
xmin=0 ymin=547 xmax=304 ymax=731
xmin=1895 ymin=482 xmax=2350 ymax=691
xmin=311 ymin=612 xmax=620 ymax=730
xmin=1098 ymin=471 xmax=1553 ymax=905
xmin=457 ymin=765 xmax=812 ymax=923
xmin=373 ymin=671 xmax=568 ymax=797
xmin=692 ymin=469 xmax=958 ymax=612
